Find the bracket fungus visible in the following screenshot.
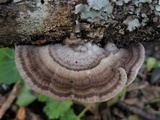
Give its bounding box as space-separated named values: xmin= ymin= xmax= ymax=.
xmin=15 ymin=42 xmax=145 ymax=103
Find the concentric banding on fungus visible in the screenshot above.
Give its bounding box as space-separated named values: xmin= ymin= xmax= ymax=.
xmin=15 ymin=42 xmax=144 ymax=103
xmin=105 ymin=43 xmax=145 ymax=86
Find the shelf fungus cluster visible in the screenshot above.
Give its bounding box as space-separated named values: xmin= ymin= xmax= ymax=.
xmin=15 ymin=42 xmax=145 ymax=103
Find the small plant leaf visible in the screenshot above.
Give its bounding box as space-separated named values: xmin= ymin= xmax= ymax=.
xmin=0 ymin=48 xmax=21 ymax=84
xmin=16 ymin=83 xmax=37 ymax=106
xmin=146 ymin=57 xmax=157 ymax=71
xmin=37 ymin=94 xmax=48 ymax=102
xmin=60 ymin=109 xmax=79 ymax=120
xmin=43 ymin=98 xmax=73 ymax=119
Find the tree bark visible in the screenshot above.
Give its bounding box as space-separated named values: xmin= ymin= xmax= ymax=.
xmin=0 ymin=0 xmax=160 ymax=47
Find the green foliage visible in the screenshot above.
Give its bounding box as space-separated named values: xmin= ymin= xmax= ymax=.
xmin=0 ymin=48 xmax=37 ymax=106
xmin=16 ymin=83 xmax=37 ymax=106
xmin=146 ymin=57 xmax=157 ymax=71
xmin=60 ymin=109 xmax=79 ymax=120
xmin=43 ymin=99 xmax=72 ymax=119
xmin=38 ymin=94 xmax=48 ymax=102
xmin=38 ymin=95 xmax=78 ymax=120
xmin=0 ymin=48 xmax=21 ymax=84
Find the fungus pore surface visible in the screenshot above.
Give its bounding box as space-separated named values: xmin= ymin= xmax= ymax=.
xmin=15 ymin=43 xmax=145 ymax=103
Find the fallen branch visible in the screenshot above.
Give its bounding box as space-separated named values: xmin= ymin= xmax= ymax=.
xmin=117 ymin=101 xmax=160 ymax=120
xmin=0 ymin=81 xmax=21 ymax=119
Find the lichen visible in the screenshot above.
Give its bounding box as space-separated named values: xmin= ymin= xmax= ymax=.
xmin=74 ymin=0 xmax=160 ymax=33
xmin=74 ymin=0 xmax=112 ymax=19
xmin=123 ymin=18 xmax=141 ymax=31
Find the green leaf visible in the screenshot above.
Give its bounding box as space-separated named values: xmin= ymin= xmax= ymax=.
xmin=146 ymin=57 xmax=157 ymax=71
xmin=16 ymin=83 xmax=37 ymax=106
xmin=43 ymin=98 xmax=73 ymax=119
xmin=60 ymin=109 xmax=79 ymax=120
xmin=0 ymin=48 xmax=21 ymax=84
xmin=37 ymin=94 xmax=48 ymax=102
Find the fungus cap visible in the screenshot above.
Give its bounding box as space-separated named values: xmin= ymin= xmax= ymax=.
xmin=15 ymin=43 xmax=144 ymax=103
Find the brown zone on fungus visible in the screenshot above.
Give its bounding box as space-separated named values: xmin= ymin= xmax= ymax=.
xmin=16 ymin=45 xmax=125 ymax=101
xmin=15 ymin=47 xmax=121 ymax=98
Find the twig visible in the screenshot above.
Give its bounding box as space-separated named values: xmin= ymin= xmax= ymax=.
xmin=117 ymin=101 xmax=160 ymax=120
xmin=77 ymin=104 xmax=93 ymax=120
xmin=0 ymin=81 xmax=21 ymax=119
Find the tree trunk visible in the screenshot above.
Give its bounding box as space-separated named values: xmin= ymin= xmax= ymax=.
xmin=0 ymin=0 xmax=160 ymax=47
